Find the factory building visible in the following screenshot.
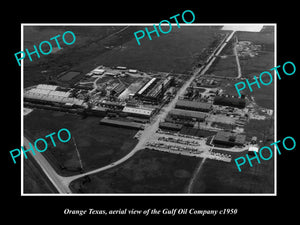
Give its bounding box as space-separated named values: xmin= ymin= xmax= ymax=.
xmin=99 ymin=101 xmax=125 ymax=110
xmin=135 ymin=76 xmax=173 ymax=103
xmin=111 ymin=83 xmax=126 ymax=97
xmin=122 ymin=106 xmax=155 ymax=118
xmin=213 ymin=131 xmax=246 ymax=147
xmin=159 ymin=122 xmax=183 ymax=131
xmin=213 ymin=96 xmax=246 ymax=109
xmin=169 ymin=108 xmax=207 ymax=122
xmin=175 ymin=99 xmax=212 ymax=112
xmin=136 ymin=78 xmax=157 ymax=96
xmin=24 ymin=85 xmax=85 ymax=108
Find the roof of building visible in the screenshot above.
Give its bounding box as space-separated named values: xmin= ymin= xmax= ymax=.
xmin=93 ymin=69 xmax=105 ymax=74
xmin=249 ymin=146 xmax=259 ymax=152
xmin=214 ymin=131 xmax=246 ymax=145
xmin=36 ymin=84 xmax=58 ymax=91
xmin=128 ymin=69 xmax=137 ymax=73
xmin=116 ymin=66 xmax=127 ymax=70
xmin=176 ymin=99 xmax=212 ymax=110
xmin=122 ymin=106 xmax=154 ymax=116
xmin=169 ymin=108 xmax=207 ymax=119
xmin=24 ymin=89 xmax=84 ymax=106
xmin=27 ymin=87 xmax=71 ymax=98
xmin=159 ymin=122 xmax=183 ymax=129
xmin=100 ymin=101 xmax=124 ymax=107
xmin=137 ymin=78 xmax=156 ymax=95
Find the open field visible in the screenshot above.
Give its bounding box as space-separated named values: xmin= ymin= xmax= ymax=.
xmin=216 ymin=28 xmax=275 ymax=109
xmin=70 ymin=149 xmax=200 ymax=193
xmin=24 ymin=26 xmax=141 ymax=87
xmin=207 ymin=55 xmax=238 ymax=77
xmin=24 ymin=26 xmax=228 ymax=88
xmin=191 ymin=153 xmax=274 ymax=193
xmin=206 ymin=37 xmax=238 ymax=77
xmin=24 ymin=109 xmax=138 ymax=176
xmin=236 ymin=28 xmax=274 ymax=109
xmin=196 ymin=124 xmax=275 ymax=193
xmin=244 ymin=118 xmax=274 ymax=143
xmin=95 ymin=26 xmax=230 ymax=73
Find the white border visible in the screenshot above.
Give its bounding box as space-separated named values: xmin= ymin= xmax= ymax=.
xmin=21 ymin=23 xmax=277 ymax=196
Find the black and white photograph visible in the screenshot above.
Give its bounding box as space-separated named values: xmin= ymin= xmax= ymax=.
xmin=3 ymin=4 xmax=298 ymax=221
xmin=21 ymin=24 xmax=275 ymax=195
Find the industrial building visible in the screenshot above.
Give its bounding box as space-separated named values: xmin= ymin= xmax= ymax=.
xmin=122 ymin=106 xmax=155 ymax=118
xmin=159 ymin=122 xmax=183 ymax=131
xmin=169 ymin=108 xmax=207 ymax=121
xmin=213 ymin=131 xmax=246 ymax=147
xmin=213 ymin=95 xmax=246 ymax=109
xmin=24 ymin=84 xmax=85 ymax=108
xmin=99 ymin=118 xmax=144 ymax=130
xmin=88 ymin=106 xmax=107 ymax=116
xmin=110 ymin=83 xmax=126 ymax=97
xmin=175 ymin=99 xmax=212 ymax=112
xmin=99 ymin=101 xmax=125 ymax=110
xmin=135 ymin=76 xmax=173 ymax=103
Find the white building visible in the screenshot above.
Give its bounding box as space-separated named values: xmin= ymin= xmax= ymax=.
xmin=122 ymin=106 xmax=155 ymax=118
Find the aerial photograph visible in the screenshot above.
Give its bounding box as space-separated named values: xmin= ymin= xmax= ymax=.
xmin=22 ymin=24 xmax=275 ymax=194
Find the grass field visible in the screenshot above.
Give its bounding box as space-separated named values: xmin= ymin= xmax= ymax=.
xmin=192 ymin=154 xmax=274 ymax=193
xmin=23 ymin=26 xmax=227 ymax=88
xmin=236 ymin=28 xmax=275 ymax=109
xmin=70 ymin=150 xmax=200 ymax=193
xmin=216 ymin=28 xmax=275 ymax=109
xmin=95 ymin=26 xmax=229 ymax=74
xmin=24 ymin=109 xmax=138 ymax=176
xmin=206 ymin=38 xmax=238 ymax=77
xmin=23 ymin=26 xmax=141 ymax=87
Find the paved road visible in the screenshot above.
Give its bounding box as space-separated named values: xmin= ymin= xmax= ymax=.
xmin=233 ymin=35 xmax=242 ymax=78
xmin=23 ymin=137 xmax=72 ymax=193
xmin=23 ymin=31 xmax=236 ymax=194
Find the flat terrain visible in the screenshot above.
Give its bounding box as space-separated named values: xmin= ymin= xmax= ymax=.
xmin=24 ymin=109 xmax=138 ymax=176
xmin=70 ymin=149 xmax=200 ymax=193
xmin=211 ymin=30 xmax=274 ymax=110
xmin=236 ymin=29 xmax=275 ymax=109
xmin=96 ymin=26 xmax=230 ymax=73
xmin=206 ymin=38 xmax=238 ymax=77
xmin=24 ymin=26 xmax=141 ymax=87
xmin=23 ymin=26 xmax=228 ymax=88
xmin=23 ymin=26 xmax=275 ymax=194
xmin=193 ymin=27 xmax=275 ymax=193
xmin=191 ymin=153 xmax=274 ymax=193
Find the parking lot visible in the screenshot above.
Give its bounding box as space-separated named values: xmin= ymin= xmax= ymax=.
xmin=145 ymin=130 xmax=231 ymax=162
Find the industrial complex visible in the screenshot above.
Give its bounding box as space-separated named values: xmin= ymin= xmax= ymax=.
xmin=24 ymin=60 xmax=273 ymax=164
xmin=23 ymin=25 xmax=275 ymax=194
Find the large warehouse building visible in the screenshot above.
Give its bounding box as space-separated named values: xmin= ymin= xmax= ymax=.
xmin=24 ymin=84 xmax=85 ymax=108
xmin=135 ymin=76 xmax=173 ymax=103
xmin=122 ymin=106 xmax=155 ymax=118
xmin=213 ymin=95 xmax=246 ymax=109
xmin=169 ymin=108 xmax=207 ymax=122
xmin=213 ymin=131 xmax=246 ymax=147
xmin=175 ymin=99 xmax=212 ymax=112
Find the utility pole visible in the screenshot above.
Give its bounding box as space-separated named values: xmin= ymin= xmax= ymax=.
xmin=73 ymin=137 xmax=84 ymax=173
